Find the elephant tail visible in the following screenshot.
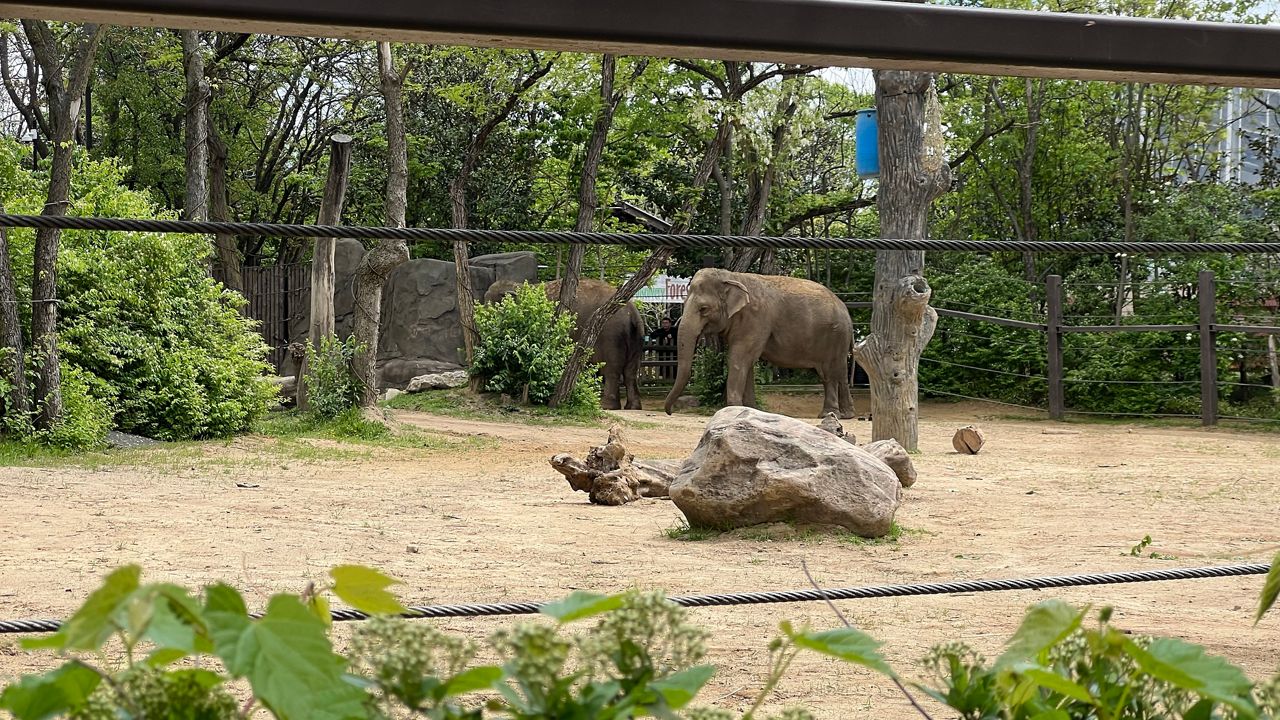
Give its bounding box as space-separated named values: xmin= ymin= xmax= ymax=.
xmin=849 ymin=336 xmax=858 ymax=390
xmin=625 ymin=311 xmax=645 ymax=369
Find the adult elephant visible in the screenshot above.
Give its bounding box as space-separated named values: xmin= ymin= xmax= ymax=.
xmin=663 ymin=268 xmax=855 ymax=419
xmin=484 ymin=278 xmax=644 ymax=410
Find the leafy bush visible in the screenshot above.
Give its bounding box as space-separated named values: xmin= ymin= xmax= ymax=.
xmin=40 ymin=364 xmax=113 ymax=450
xmin=0 ymin=147 xmax=275 ymax=443
xmin=921 ymin=257 xmax=1048 ymax=408
xmin=303 ymin=334 xmax=363 ymax=418
xmin=471 ymin=283 xmax=601 ymax=414
xmin=689 ymin=346 xmax=769 ymax=409
xmin=2 ymin=558 xmax=1277 ymax=719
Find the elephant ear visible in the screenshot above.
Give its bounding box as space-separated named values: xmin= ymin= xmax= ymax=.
xmin=724 ymin=279 xmax=751 ymax=318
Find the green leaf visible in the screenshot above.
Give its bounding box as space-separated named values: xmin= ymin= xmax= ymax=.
xmin=146 ymin=647 xmax=189 ymax=666
xmin=1123 ymin=637 xmax=1256 ymax=717
xmin=0 ymin=662 xmax=101 ymax=720
xmin=539 ymin=590 xmax=625 ymax=623
xmin=209 ymin=592 xmax=367 ymax=720
xmin=329 ymin=565 xmax=406 ymax=615
xmin=648 ymin=665 xmax=716 ymax=709
xmin=787 ymin=625 xmax=895 ymax=676
xmin=20 ymin=633 xmax=69 ymax=651
xmin=442 ymin=666 xmax=503 ymax=697
xmin=168 ymin=668 xmax=226 ymax=691
xmin=1012 ymin=664 xmax=1095 ymax=705
xmin=1029 ymin=711 xmax=1071 ymax=720
xmin=144 ymin=597 xmax=203 ymax=655
xmin=1185 ymin=698 xmax=1217 ymax=720
xmin=1255 ymin=551 xmax=1279 ymax=624
xmin=310 ymin=594 xmax=332 ymax=627
xmin=60 ymin=565 xmax=142 ymax=650
xmin=995 ymin=601 xmax=1085 ymax=669
xmin=204 ymin=583 xmax=251 ymax=672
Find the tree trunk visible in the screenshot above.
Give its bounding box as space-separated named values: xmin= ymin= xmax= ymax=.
xmin=728 ymin=82 xmax=798 ymax=273
xmin=298 ymin=134 xmax=353 ymax=410
xmin=181 ymin=30 xmax=209 ymax=223
xmin=852 ymin=69 xmax=950 ymax=451
xmin=1017 ymin=78 xmax=1044 ymax=287
xmin=207 ymin=118 xmax=242 ymax=293
xmin=449 ymin=56 xmax=552 ymax=364
xmin=0 ymin=212 xmax=28 ymax=423
xmin=447 ymin=179 xmax=478 ymax=364
xmin=22 ymin=20 xmax=105 ymax=431
xmin=1268 ymin=330 xmax=1279 ymax=392
xmin=717 ymin=127 xmax=735 ymax=266
xmin=1116 ymin=82 xmax=1138 ymax=322
xmin=558 ymin=54 xmax=617 ymax=313
xmin=351 ymin=42 xmax=412 ymax=407
xmin=550 ymin=120 xmax=731 ymax=408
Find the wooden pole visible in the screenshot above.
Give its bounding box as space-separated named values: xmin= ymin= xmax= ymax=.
xmin=1267 ymin=331 xmax=1278 ymax=391
xmin=1198 ymin=269 xmax=1218 ymax=426
xmin=1046 ymin=274 xmax=1064 ymax=421
xmin=298 ymin=133 xmax=354 ymax=409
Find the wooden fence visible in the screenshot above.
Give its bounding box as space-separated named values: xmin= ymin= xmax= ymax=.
xmin=849 ymin=271 xmax=1280 ymax=426
xmin=227 ymin=266 xmax=1278 ymax=425
xmin=216 ymin=263 xmax=310 ymax=370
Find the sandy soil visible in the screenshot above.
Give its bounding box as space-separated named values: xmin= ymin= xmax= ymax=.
xmin=1 ymin=393 xmax=1278 ymax=718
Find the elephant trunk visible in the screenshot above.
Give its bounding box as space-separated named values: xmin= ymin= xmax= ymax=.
xmin=663 ymin=317 xmax=702 ymax=414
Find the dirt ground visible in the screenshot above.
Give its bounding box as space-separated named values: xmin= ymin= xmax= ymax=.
xmin=2 ymin=393 xmax=1278 ymax=718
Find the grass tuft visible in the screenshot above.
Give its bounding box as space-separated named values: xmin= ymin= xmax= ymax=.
xmin=386 ymin=388 xmax=616 ymax=427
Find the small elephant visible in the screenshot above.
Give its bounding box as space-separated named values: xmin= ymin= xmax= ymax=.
xmin=484 ymin=278 xmax=644 ymax=410
xmin=663 ymin=268 xmax=854 ymax=419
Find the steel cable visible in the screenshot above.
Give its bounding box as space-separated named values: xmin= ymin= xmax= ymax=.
xmin=2 ymin=563 xmax=1267 ymax=634
xmin=1 ymin=213 xmax=1279 ymax=254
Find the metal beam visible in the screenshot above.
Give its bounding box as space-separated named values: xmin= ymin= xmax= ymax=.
xmin=2 ymin=0 xmax=1279 ymax=87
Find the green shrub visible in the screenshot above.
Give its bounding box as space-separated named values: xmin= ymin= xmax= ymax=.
xmin=920 ymin=257 xmax=1048 ymax=408
xmin=471 ymin=283 xmax=601 ymax=414
xmin=0 ymin=146 xmax=275 ymax=443
xmin=41 ymin=364 xmax=113 ymax=451
xmin=303 ymin=335 xmax=363 ymax=418
xmin=689 ymin=346 xmax=769 ymax=409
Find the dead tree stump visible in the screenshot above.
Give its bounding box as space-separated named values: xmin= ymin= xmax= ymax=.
xmin=550 ymin=425 xmax=673 ymax=505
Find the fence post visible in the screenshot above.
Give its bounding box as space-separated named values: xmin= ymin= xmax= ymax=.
xmin=1198 ymin=269 xmax=1218 ymax=426
xmin=1046 ymin=274 xmax=1065 ymax=420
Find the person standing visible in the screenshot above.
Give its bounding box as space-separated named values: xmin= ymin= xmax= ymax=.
xmin=650 ymin=316 xmax=677 ymax=379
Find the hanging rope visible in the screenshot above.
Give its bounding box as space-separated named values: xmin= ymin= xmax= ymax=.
xmin=0 ymin=563 xmax=1268 ymax=634
xmin=0 ymin=213 xmax=1277 ymax=255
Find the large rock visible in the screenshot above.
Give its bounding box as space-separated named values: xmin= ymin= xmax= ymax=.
xmin=405 ymin=370 xmax=469 ymax=393
xmin=470 ymin=252 xmax=539 ymax=287
xmin=377 ymin=259 xmax=495 ymax=387
xmin=283 ymin=242 xmax=536 ymax=389
xmin=670 ymin=407 xmax=902 ymax=537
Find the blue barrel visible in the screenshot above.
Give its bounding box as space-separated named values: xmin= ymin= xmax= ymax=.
xmin=854 ymin=109 xmax=879 ymax=179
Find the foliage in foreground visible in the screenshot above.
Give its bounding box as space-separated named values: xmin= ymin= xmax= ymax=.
xmin=471 ymin=283 xmax=601 ymax=414
xmin=3 ymin=555 xmax=1277 ymax=720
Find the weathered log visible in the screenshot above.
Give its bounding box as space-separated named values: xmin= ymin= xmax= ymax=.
xmin=952 ymin=425 xmax=986 ymax=454
xmin=549 ymin=425 xmax=672 ymax=504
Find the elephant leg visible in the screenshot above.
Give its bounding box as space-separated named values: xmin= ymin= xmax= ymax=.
xmin=836 ymin=359 xmax=855 ymax=419
xmin=600 ymin=363 xmax=623 ymax=410
xmin=815 ymin=365 xmax=840 ymax=418
xmin=744 ymin=365 xmax=757 ymax=409
xmin=624 ymin=357 xmax=643 ymax=410
xmin=724 ymin=345 xmax=761 ymax=408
